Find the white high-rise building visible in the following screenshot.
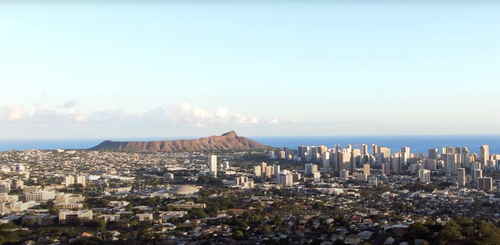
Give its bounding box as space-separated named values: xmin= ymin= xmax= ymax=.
xmin=362 ymin=144 xmax=368 ymax=155
xmin=265 ymin=165 xmax=274 ymax=179
xmin=235 ymin=176 xmax=249 ymax=186
xmin=371 ymin=144 xmax=378 ymax=155
xmin=76 ymin=176 xmax=86 ymax=187
xmin=461 ymin=147 xmax=471 ymax=168
xmin=351 ymin=149 xmax=361 ymax=172
xmin=378 ymin=147 xmax=391 ymax=164
xmin=480 ymin=145 xmax=490 ymax=168
xmin=443 ymin=154 xmax=458 ymax=174
xmin=471 ymin=161 xmax=481 ymax=170
xmin=363 ymin=164 xmax=371 ymax=176
xmin=401 ymin=146 xmax=410 ymax=165
xmin=424 ymin=159 xmax=437 ymax=170
xmin=340 ymin=169 xmax=349 ymax=179
xmin=305 ymin=163 xmax=318 ymax=175
xmin=276 ymin=170 xmax=294 ymax=186
xmin=209 ymin=155 xmax=218 ymax=178
xmin=457 ymin=168 xmax=466 ymax=187
xmin=368 ymin=176 xmax=378 ymax=186
xmin=336 ymin=149 xmax=351 ymax=172
xmin=313 ymin=172 xmax=321 ymax=182
xmin=322 ymin=152 xmax=330 ymax=172
xmin=253 ymin=165 xmax=262 ymax=178
xmin=392 ymin=153 xmax=401 ymax=174
xmin=0 ymin=182 xmax=10 ymax=193
xmin=269 ymin=151 xmax=275 ymax=160
xmin=477 ymin=177 xmax=493 ymax=191
xmin=13 ymin=180 xmax=24 ymax=190
xmin=274 ymin=165 xmax=280 ymax=176
xmin=280 ymin=151 xmax=286 ymax=159
xmin=381 ymin=163 xmax=390 ymax=175
xmin=409 ymin=163 xmax=422 ymax=174
xmin=64 ymin=176 xmax=75 ymax=187
xmin=418 ymin=169 xmax=431 ymax=183
xmin=357 ymin=174 xmax=368 ymax=182
xmin=428 ymin=148 xmax=438 ymax=160
xmin=487 ymin=160 xmax=497 ymax=169
xmin=472 ymin=169 xmax=483 ymax=181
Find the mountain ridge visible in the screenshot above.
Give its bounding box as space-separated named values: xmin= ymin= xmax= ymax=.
xmin=89 ymin=131 xmax=272 ymax=152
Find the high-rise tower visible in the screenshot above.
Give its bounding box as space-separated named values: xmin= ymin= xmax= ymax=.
xmin=209 ymin=154 xmax=218 ymax=177
xmin=480 ymin=145 xmax=490 ymax=168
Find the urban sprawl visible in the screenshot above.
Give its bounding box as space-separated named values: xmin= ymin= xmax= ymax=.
xmin=0 ymin=143 xmax=500 ymax=245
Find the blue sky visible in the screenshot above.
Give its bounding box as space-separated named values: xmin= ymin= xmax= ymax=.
xmin=1 ymin=1 xmax=500 ymax=139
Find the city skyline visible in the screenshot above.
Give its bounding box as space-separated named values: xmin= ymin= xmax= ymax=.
xmin=2 ymin=2 xmax=500 ymax=139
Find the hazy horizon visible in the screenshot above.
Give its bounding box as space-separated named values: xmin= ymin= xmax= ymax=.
xmin=4 ymin=133 xmax=500 ymax=141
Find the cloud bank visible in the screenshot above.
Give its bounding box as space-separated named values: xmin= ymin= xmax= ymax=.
xmin=0 ymin=101 xmax=261 ymax=128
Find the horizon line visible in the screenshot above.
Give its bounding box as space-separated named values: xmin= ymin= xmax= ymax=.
xmin=3 ymin=133 xmax=500 ymax=141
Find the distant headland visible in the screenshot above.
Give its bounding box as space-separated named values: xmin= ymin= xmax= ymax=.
xmin=89 ymin=131 xmax=273 ymax=152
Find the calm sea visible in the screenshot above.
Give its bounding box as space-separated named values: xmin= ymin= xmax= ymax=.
xmin=0 ymin=135 xmax=499 ymax=154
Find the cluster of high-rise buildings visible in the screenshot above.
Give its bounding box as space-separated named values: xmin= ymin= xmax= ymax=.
xmin=270 ymin=144 xmax=499 ymax=191
xmin=251 ymin=162 xmax=302 ymax=186
xmin=202 ymin=144 xmax=496 ymax=192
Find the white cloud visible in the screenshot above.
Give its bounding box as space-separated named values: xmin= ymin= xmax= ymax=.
xmin=60 ymin=99 xmax=78 ymax=108
xmin=141 ymin=107 xmax=170 ymax=123
xmin=3 ymin=104 xmax=26 ymax=121
xmin=269 ymin=118 xmax=279 ymax=125
xmin=167 ymin=102 xmax=211 ymax=125
xmin=165 ymin=102 xmax=258 ymax=127
xmin=89 ymin=108 xmax=134 ymax=123
xmin=68 ymin=109 xmax=87 ymax=122
xmin=0 ymin=101 xmax=261 ymax=128
xmin=215 ymin=107 xmax=229 ymax=120
xmin=231 ymin=114 xmax=259 ymax=125
xmin=1 ymin=102 xmax=88 ymax=124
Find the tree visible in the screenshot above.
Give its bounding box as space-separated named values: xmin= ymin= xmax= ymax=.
xmin=251 ymin=214 xmax=263 ymax=224
xmin=312 ymin=201 xmax=324 ymax=210
xmin=438 ymin=221 xmax=463 ymax=245
xmin=71 ymin=237 xmax=100 ymax=245
xmin=260 ymin=225 xmax=271 ymax=234
xmin=333 ymin=239 xmax=346 ymax=245
xmin=405 ymin=222 xmax=433 ymax=241
xmin=26 ymin=219 xmax=37 ymax=227
xmin=242 ymin=211 xmax=252 ymax=219
xmin=0 ymin=231 xmax=20 ymax=243
xmin=138 ymin=226 xmax=154 ymax=241
xmin=461 ymin=225 xmax=475 ymax=237
xmin=233 ymin=230 xmax=245 ymax=240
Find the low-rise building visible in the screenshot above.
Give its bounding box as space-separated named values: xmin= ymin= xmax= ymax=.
xmin=136 ymin=213 xmax=153 ymax=222
xmin=23 ymin=191 xmax=56 ymax=202
xmin=167 ymin=202 xmax=206 ymax=209
xmin=59 ymin=209 xmax=93 ymax=224
xmin=21 ymin=215 xmax=58 ymax=226
xmin=55 ymin=203 xmax=84 ymax=210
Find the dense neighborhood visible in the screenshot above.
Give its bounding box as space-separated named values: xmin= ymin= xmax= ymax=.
xmin=0 ymin=144 xmax=499 ymax=245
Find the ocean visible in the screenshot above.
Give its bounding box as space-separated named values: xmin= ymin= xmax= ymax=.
xmin=0 ymin=135 xmax=499 ymax=155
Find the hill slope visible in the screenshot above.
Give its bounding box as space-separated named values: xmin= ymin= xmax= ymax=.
xmin=89 ymin=131 xmax=272 ymax=152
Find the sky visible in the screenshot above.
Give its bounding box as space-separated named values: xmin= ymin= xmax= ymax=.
xmin=1 ymin=1 xmax=500 ymax=139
